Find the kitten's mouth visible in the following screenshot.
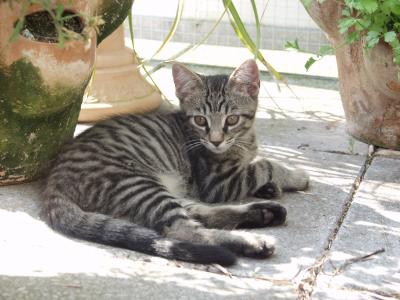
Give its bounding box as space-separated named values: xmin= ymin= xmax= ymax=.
xmin=205 ymin=141 xmax=232 ymax=154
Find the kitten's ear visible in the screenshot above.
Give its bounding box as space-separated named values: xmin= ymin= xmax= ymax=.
xmin=172 ymin=63 xmax=203 ymax=100
xmin=228 ymin=59 xmax=260 ymax=99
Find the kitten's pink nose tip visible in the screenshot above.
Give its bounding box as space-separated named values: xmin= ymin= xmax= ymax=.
xmin=211 ymin=140 xmax=223 ymax=147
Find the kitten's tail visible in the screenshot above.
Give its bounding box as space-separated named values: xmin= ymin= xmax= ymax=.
xmin=42 ymin=196 xmax=236 ymax=266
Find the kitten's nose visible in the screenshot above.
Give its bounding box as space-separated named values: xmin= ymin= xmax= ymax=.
xmin=211 ymin=140 xmax=222 ymax=147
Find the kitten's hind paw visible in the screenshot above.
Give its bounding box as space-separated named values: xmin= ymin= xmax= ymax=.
xmin=243 ymin=238 xmax=275 ymax=259
xmin=254 ymin=182 xmax=282 ymax=199
xmin=239 ymin=201 xmax=287 ymax=228
xmin=224 ymin=232 xmax=275 ymax=259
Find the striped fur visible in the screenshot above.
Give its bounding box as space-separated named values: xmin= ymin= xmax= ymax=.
xmin=42 ymin=60 xmax=309 ymax=265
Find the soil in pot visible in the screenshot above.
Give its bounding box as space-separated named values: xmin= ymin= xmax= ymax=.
xmin=20 ymin=9 xmax=84 ymax=42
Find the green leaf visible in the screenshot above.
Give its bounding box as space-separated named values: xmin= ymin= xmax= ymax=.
xmin=342 ymin=7 xmax=352 ymax=17
xmin=346 ymin=31 xmax=361 ymax=44
xmin=355 ymin=18 xmax=371 ymax=30
xmin=305 ymin=57 xmax=318 ymax=71
xmin=222 ymin=0 xmax=283 ymax=82
xmin=9 ymin=18 xmax=24 ymax=42
xmin=360 ymin=0 xmax=378 ymax=14
xmin=338 ymin=18 xmax=358 ymax=34
xmin=344 ymin=0 xmax=364 ymax=11
xmin=382 ymin=0 xmax=400 ymax=15
xmin=285 ymin=39 xmax=300 ymax=51
xmin=301 ymin=0 xmax=313 ymax=9
xmin=318 ymin=45 xmax=335 ymax=56
xmin=384 ymin=31 xmax=397 ymax=43
xmin=55 ymin=4 xmax=65 ymax=18
xmin=365 ymin=30 xmax=381 ymax=48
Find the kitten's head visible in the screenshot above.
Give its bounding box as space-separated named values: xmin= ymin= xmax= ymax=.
xmin=172 ymin=60 xmax=260 ymax=154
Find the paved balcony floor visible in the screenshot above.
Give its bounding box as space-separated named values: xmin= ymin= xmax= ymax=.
xmin=1 ymin=66 xmax=399 ymax=300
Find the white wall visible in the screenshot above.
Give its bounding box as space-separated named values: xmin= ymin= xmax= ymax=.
xmin=132 ymin=0 xmax=319 ymax=29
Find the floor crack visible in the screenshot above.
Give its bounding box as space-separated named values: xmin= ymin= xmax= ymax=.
xmin=338 ymin=285 xmax=400 ymax=300
xmin=296 ymin=145 xmax=376 ymax=300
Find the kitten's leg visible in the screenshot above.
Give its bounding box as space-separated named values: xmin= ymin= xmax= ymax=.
xmin=128 ymin=194 xmax=275 ymax=259
xmin=164 ymin=217 xmax=275 ymax=259
xmin=199 ymin=159 xmax=308 ymax=203
xmin=251 ymin=159 xmax=309 ymax=199
xmin=179 ymin=199 xmax=286 ymax=229
xmin=267 ymin=160 xmax=309 ymax=192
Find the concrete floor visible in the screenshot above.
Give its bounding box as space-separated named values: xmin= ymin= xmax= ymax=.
xmin=1 ymin=66 xmax=399 ymax=300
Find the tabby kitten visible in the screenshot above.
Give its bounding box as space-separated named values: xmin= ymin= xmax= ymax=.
xmin=42 ymin=60 xmax=309 ymax=266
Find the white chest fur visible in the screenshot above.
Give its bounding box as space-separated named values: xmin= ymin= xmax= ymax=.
xmin=158 ymin=172 xmax=187 ymax=198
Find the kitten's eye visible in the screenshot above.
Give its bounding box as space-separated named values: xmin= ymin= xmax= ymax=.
xmin=194 ymin=116 xmax=207 ymax=126
xmin=225 ymin=115 xmax=240 ymax=126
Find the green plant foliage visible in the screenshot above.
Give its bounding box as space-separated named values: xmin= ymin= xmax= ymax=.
xmin=222 ymin=0 xmax=284 ymax=82
xmin=285 ymin=39 xmax=300 ymax=51
xmin=302 ymin=0 xmax=327 ymax=9
xmin=285 ymin=39 xmax=335 ymax=71
xmin=146 ymin=0 xmax=184 ymax=61
xmin=338 ymin=0 xmax=400 ymax=68
xmin=250 ymin=0 xmax=261 ymax=50
xmin=301 ymin=0 xmax=314 ymax=8
xmin=299 ymin=0 xmax=400 ymax=72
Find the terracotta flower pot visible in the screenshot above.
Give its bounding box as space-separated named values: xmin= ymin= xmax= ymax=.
xmin=304 ymin=0 xmax=400 ymax=149
xmin=0 ymin=0 xmax=132 ymax=185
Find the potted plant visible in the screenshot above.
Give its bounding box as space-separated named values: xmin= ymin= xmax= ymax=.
xmin=301 ymin=0 xmax=400 ymax=149
xmin=0 ymin=0 xmax=133 ymax=185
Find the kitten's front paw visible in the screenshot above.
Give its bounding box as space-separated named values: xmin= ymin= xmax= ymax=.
xmin=239 ymin=201 xmax=287 ymax=228
xmin=254 ymin=182 xmax=282 ymax=199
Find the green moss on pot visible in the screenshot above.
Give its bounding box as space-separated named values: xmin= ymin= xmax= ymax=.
xmin=6 ymin=59 xmax=79 ymax=117
xmin=0 ymin=59 xmax=89 ymax=185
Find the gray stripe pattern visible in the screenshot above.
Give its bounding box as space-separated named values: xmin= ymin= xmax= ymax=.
xmin=41 ymin=60 xmax=309 ymax=265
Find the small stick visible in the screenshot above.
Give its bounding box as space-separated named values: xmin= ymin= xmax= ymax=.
xmin=332 ymin=248 xmax=385 ymax=275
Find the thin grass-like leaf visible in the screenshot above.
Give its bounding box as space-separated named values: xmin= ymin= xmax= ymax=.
xmin=146 ymin=2 xmax=230 ymax=75
xmin=222 ymin=0 xmax=284 ymax=84
xmin=9 ymin=18 xmax=24 ymax=42
xmin=128 ymin=11 xmax=135 ymax=50
xmin=8 ymin=1 xmax=30 ymax=43
xmin=260 ymin=0 xmax=270 ymax=21
xmin=145 ymin=0 xmax=184 ymax=61
xmin=128 ymin=9 xmax=170 ymax=104
xmin=250 ymin=0 xmax=261 ymax=53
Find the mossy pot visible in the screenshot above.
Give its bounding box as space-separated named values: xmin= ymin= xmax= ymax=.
xmin=304 ymin=0 xmax=400 ymax=150
xmin=0 ymin=0 xmax=133 ymax=185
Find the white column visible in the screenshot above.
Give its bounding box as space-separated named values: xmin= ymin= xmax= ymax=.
xmin=79 ymin=25 xmax=161 ymax=122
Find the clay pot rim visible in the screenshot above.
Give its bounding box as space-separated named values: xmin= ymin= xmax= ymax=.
xmin=4 ymin=3 xmax=84 ymax=23
xmin=15 ymin=28 xmax=96 ymax=48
